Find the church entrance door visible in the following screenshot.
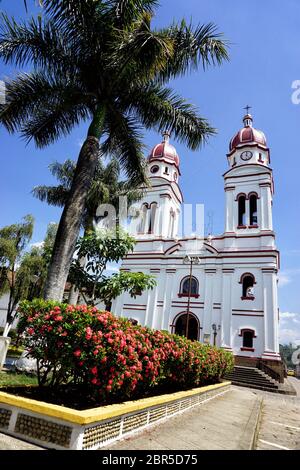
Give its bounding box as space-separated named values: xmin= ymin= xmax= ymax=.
xmin=173 ymin=313 xmax=200 ymax=341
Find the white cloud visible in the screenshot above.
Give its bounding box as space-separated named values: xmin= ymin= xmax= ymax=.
xmin=280 ymin=311 xmax=297 ymax=319
xmin=278 ymin=268 xmax=300 ymax=288
xmin=279 ymin=311 xmax=300 ymax=345
xmin=30 ymin=241 xmax=44 ymax=249
xmin=278 ymin=272 xmax=291 ymax=287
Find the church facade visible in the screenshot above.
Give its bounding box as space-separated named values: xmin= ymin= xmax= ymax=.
xmin=112 ymin=113 xmax=282 ymax=372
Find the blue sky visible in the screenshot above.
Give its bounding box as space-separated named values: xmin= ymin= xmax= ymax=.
xmin=0 ymin=0 xmax=299 ymax=344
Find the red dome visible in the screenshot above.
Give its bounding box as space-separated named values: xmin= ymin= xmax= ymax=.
xmin=229 ymin=114 xmax=267 ymax=151
xmin=148 ymin=132 xmax=180 ymax=168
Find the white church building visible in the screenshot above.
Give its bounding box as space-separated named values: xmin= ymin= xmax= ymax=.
xmin=112 ymin=113 xmax=283 ymax=377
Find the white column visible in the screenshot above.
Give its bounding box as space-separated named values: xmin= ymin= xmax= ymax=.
xmin=145 ymin=280 xmax=159 ymax=329
xmin=245 ymin=196 xmax=250 ymax=226
xmin=221 ymin=270 xmax=234 ymax=350
xmin=159 ymin=196 xmax=170 ymax=237
xmin=162 ymin=271 xmax=175 ymax=331
xmin=262 ymin=270 xmax=280 ymax=357
xmin=202 ymin=270 xmax=215 ymax=344
xmin=225 ymin=189 xmax=234 ymax=232
xmin=261 ymin=186 xmax=273 ymax=231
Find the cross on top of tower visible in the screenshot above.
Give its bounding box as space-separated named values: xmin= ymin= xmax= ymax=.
xmin=244 ymin=105 xmax=251 ymax=115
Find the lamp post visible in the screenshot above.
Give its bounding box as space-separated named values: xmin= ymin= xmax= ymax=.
xmin=212 ymin=323 xmax=221 ymax=346
xmin=183 ymin=255 xmax=200 ymax=339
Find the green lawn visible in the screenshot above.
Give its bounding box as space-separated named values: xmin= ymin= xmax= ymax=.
xmin=0 ymin=371 xmax=38 ymax=387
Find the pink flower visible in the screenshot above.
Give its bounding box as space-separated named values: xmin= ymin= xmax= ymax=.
xmin=91 ymin=366 xmax=98 ymax=375
xmin=73 ymin=349 xmax=81 ymax=357
xmin=61 ymin=331 xmax=68 ymax=337
xmin=27 ymin=327 xmax=34 ymax=335
xmin=106 ymin=385 xmax=112 ymax=392
xmin=55 ymin=315 xmax=63 ymax=321
xmin=85 ymin=327 xmax=92 ymax=340
xmin=91 ymin=377 xmax=97 ymax=385
xmin=93 ymin=349 xmax=99 ymax=356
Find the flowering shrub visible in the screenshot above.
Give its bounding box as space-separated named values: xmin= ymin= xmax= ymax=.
xmin=18 ymin=300 xmax=234 ymax=400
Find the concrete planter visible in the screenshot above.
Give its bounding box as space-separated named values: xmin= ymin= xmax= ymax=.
xmin=0 ymin=381 xmax=230 ymax=450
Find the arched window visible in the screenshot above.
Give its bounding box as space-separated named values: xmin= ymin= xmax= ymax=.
xmin=240 ymin=273 xmax=255 ymax=299
xmin=237 ymin=194 xmax=246 ymax=227
xmin=239 ymin=329 xmax=256 ymax=350
xmin=137 ymin=203 xmax=149 ymax=233
xmin=179 ymin=276 xmax=199 ymax=297
xmin=249 ymin=193 xmax=258 ymax=226
xmin=147 ymin=203 xmax=157 ymax=234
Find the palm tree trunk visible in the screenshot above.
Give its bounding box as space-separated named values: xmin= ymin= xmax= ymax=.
xmin=44 ymin=136 xmax=101 ymax=301
xmin=68 ymin=215 xmax=95 ymax=305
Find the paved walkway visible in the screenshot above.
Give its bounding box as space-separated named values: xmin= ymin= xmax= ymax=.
xmin=1 ymin=380 xmax=299 ymax=450
xmin=252 ymin=381 xmax=300 ymax=450
xmin=101 ymin=387 xmax=261 ymax=450
xmin=0 ymin=432 xmax=42 ymax=450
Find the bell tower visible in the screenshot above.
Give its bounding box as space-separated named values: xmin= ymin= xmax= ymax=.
xmin=224 ymin=113 xmax=274 ymax=238
xmin=130 ymin=132 xmax=182 ymax=239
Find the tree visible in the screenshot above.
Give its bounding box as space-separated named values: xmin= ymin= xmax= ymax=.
xmin=15 ymin=223 xmax=58 ymax=303
xmin=69 ymin=229 xmax=156 ymax=307
xmin=0 ymin=0 xmax=229 ymax=300
xmin=0 ymin=215 xmax=34 ymax=336
xmin=33 ymin=158 xmax=143 ymax=303
xmin=32 ymin=158 xmax=143 ymax=234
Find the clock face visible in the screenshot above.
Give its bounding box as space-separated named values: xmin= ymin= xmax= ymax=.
xmin=240 ymin=150 xmax=253 ymax=161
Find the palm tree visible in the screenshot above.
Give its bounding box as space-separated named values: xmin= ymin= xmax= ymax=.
xmin=32 ymin=157 xmax=143 ymax=303
xmin=32 ymin=158 xmax=143 ymax=232
xmin=0 ymin=0 xmax=229 ymax=300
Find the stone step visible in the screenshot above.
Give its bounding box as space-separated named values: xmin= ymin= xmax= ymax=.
xmin=230 ymin=380 xmax=281 ymax=393
xmin=226 ymin=376 xmax=278 ymax=389
xmin=224 ymin=366 xmax=280 ymax=392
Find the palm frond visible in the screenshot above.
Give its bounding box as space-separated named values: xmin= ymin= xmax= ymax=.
xmin=32 ymin=185 xmax=69 ymax=207
xmin=102 ymin=110 xmax=147 ymax=186
xmin=126 ymin=84 xmax=216 ymax=150
xmin=157 ymin=21 xmax=229 ymax=83
xmin=48 ymin=160 xmax=76 ymax=187
xmin=0 ymin=14 xmax=75 ymax=72
xmin=0 ymin=71 xmax=92 ymax=146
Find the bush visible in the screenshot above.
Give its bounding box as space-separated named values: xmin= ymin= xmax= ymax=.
xmin=18 ymin=299 xmax=234 ymax=401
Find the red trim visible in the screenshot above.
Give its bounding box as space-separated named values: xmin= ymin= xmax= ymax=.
xmin=224 ymin=165 xmax=272 ymax=179
xmin=150 ymin=181 xmax=183 ymax=203
xmin=239 ymin=273 xmax=257 ymax=284
xmin=179 ymin=275 xmax=199 ymax=297
xmin=248 ymin=191 xmax=260 ymax=199
xmin=232 ymin=313 xmax=263 ymax=317
xmin=232 ymin=309 xmax=263 ymax=313
xmin=178 ymin=293 xmax=200 ymax=298
xmin=226 ymin=143 xmax=270 ymax=158
xmin=240 ymin=347 xmax=255 ymax=352
xmin=172 ymin=311 xmax=201 ymax=340
xmin=248 ymin=224 xmax=259 ymax=229
xmin=239 ymin=329 xmax=257 ymax=338
xmin=237 ymin=225 xmax=247 ymax=229
xmin=241 ymin=296 xmax=255 ymax=301
xmin=235 ymin=192 xmax=248 ymax=201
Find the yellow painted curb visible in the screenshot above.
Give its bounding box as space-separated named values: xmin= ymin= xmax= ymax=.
xmin=0 ymin=381 xmax=231 ymax=425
